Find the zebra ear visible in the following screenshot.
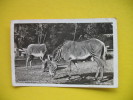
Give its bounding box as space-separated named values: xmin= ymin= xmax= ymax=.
xmin=47 ymin=55 xmax=53 ymax=61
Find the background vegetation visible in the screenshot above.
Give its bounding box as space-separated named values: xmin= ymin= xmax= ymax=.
xmin=14 ymin=23 xmax=113 ymax=54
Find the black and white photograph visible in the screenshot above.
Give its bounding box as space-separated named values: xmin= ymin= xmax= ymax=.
xmin=11 ymin=19 xmax=118 ymax=88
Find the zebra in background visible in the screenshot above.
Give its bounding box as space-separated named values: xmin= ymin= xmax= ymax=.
xmin=26 ymin=44 xmax=47 ymax=69
xmin=46 ymin=38 xmax=107 ymax=81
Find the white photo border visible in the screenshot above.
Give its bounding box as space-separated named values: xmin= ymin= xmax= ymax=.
xmin=11 ymin=18 xmax=118 ymax=88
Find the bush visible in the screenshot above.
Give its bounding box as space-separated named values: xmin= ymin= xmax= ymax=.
xmin=106 ymin=53 xmax=113 ymax=60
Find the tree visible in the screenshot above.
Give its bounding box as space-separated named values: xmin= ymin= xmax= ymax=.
xmin=72 ymin=23 xmax=78 ymax=41
xmin=14 ymin=23 xmax=113 ymax=51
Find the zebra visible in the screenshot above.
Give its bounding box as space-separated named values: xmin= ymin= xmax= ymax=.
xmin=46 ymin=38 xmax=107 ymax=81
xmin=26 ymin=44 xmax=47 ymax=69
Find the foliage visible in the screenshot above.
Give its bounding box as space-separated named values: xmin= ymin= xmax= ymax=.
xmin=14 ymin=23 xmax=113 ymax=53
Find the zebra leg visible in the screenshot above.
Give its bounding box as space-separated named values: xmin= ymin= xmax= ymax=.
xmin=75 ymin=62 xmax=79 ymax=72
xmin=72 ymin=60 xmax=80 ymax=74
xmin=99 ymin=66 xmax=104 ymax=80
xmin=99 ymin=59 xmax=105 ymax=80
xmin=95 ymin=67 xmax=100 ymax=79
xmin=72 ymin=61 xmax=78 ymax=69
xmin=29 ymin=60 xmax=32 ymax=68
xmin=40 ymin=57 xmax=46 ymax=71
xmin=73 ymin=61 xmax=84 ymax=79
xmin=29 ymin=55 xmax=33 ymax=68
xmin=26 ymin=56 xmax=30 ymax=68
xmin=42 ymin=59 xmax=48 ymax=72
xmin=40 ymin=57 xmax=43 ymax=61
xmin=93 ymin=57 xmax=101 ymax=80
xmin=40 ymin=57 xmax=44 ymax=69
xmin=94 ymin=57 xmax=104 ymax=81
xmin=68 ymin=61 xmax=72 ymax=80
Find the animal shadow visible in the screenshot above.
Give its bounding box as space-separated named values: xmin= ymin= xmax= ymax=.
xmin=55 ymin=72 xmax=113 ymax=85
xmin=56 ymin=66 xmax=66 ymax=70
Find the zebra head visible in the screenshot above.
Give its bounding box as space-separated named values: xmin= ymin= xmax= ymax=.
xmin=46 ymin=55 xmax=58 ymax=77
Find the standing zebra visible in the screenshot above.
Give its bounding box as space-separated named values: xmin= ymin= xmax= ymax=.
xmin=26 ymin=44 xmax=47 ymax=69
xmin=46 ymin=38 xmax=107 ymax=81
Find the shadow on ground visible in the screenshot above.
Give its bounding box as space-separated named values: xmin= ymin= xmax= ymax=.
xmin=56 ymin=66 xmax=66 ymax=70
xmin=55 ymin=72 xmax=113 ymax=85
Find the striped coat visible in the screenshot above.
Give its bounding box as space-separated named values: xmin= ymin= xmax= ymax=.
xmin=48 ymin=38 xmax=107 ymax=80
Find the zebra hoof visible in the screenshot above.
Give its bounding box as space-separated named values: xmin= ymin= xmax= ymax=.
xmin=43 ymin=70 xmax=48 ymax=72
xmin=98 ymin=77 xmax=103 ymax=81
xmin=66 ymin=76 xmax=71 ymax=80
xmin=97 ymin=79 xmax=101 ymax=83
xmin=92 ymin=77 xmax=98 ymax=81
xmin=65 ymin=78 xmax=69 ymax=81
xmin=81 ymin=76 xmax=85 ymax=79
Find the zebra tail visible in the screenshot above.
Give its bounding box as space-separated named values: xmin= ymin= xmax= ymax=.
xmin=102 ymin=44 xmax=107 ymax=67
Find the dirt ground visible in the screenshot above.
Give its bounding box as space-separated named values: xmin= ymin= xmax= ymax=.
xmin=15 ymin=59 xmax=114 ymax=85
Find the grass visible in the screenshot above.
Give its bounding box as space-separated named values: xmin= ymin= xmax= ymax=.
xmin=15 ymin=59 xmax=113 ymax=85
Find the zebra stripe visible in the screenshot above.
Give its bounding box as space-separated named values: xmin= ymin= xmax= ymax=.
xmin=54 ymin=48 xmax=62 ymax=62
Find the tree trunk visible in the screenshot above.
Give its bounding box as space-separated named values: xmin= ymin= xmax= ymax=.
xmin=73 ymin=23 xmax=77 ymax=41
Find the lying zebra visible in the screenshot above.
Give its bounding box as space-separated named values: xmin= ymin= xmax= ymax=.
xmin=45 ymin=38 xmax=107 ymax=81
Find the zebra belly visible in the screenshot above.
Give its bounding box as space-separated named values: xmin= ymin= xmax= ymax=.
xmin=69 ymin=53 xmax=91 ymax=60
xmin=31 ymin=53 xmax=44 ymax=57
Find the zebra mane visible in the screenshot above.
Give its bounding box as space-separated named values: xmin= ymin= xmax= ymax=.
xmin=52 ymin=41 xmax=68 ymax=56
xmin=52 ymin=40 xmax=70 ymax=62
xmin=52 ymin=44 xmax=63 ymax=57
